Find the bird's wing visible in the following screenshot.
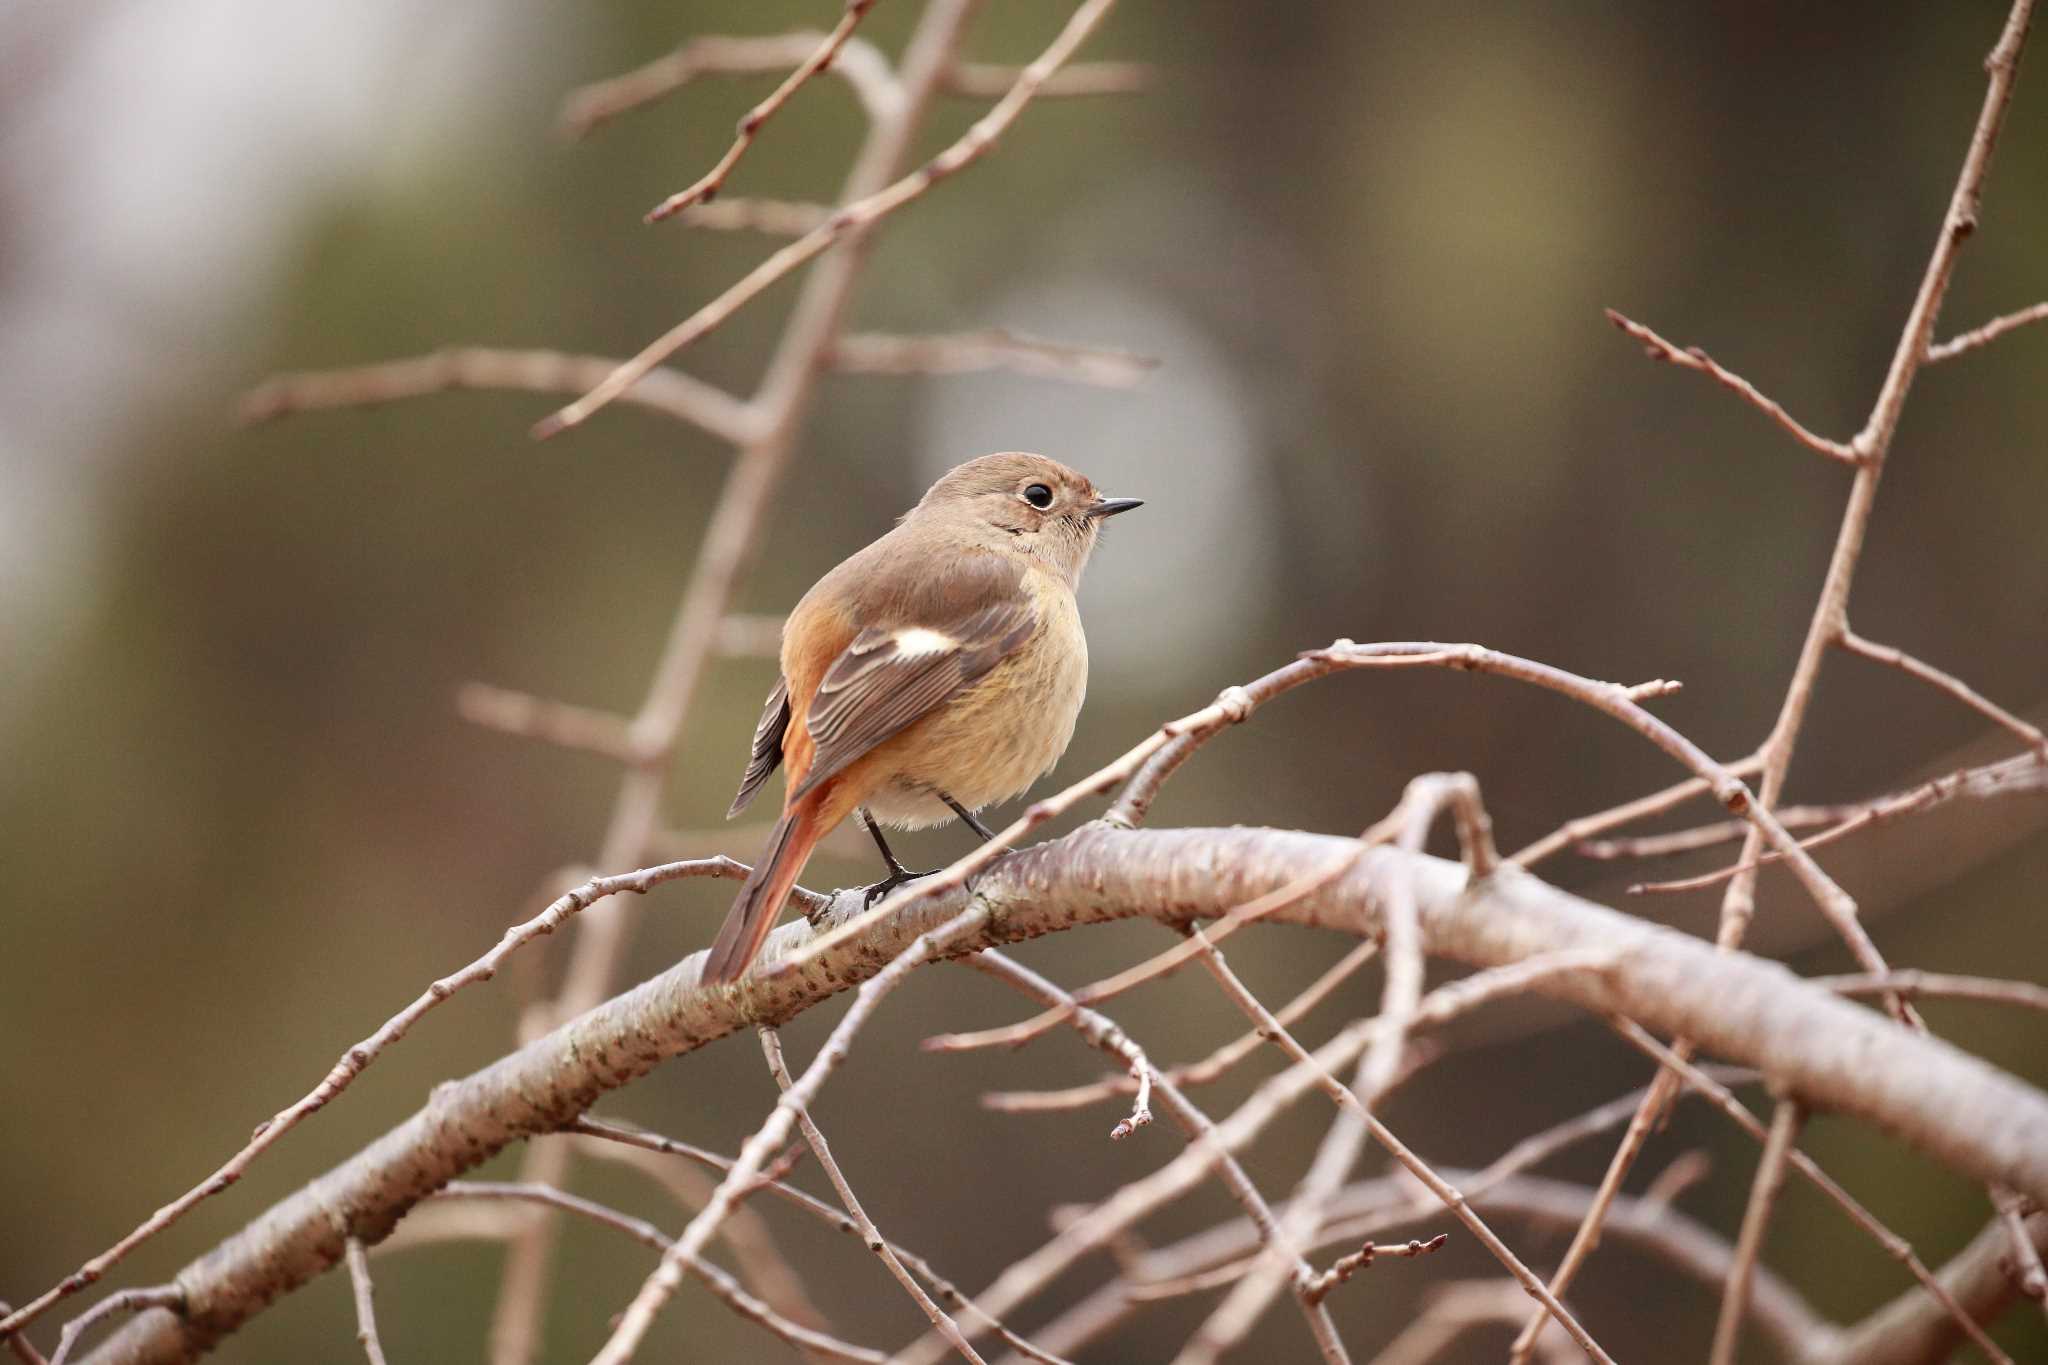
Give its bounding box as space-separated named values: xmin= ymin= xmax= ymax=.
xmin=727 ymin=674 xmax=791 ymax=818
xmin=789 ymin=600 xmax=1037 ymax=802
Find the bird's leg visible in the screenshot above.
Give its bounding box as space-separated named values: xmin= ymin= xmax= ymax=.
xmin=937 ymin=790 xmax=996 ymax=842
xmin=860 ymin=808 xmax=936 ymax=907
xmin=936 ymin=789 xmax=1010 ymax=895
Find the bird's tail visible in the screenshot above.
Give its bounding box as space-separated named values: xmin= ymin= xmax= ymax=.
xmin=703 ymin=803 xmax=822 ymax=984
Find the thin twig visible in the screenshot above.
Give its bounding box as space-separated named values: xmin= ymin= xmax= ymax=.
xmin=0 ymin=858 xmax=746 ymax=1342
xmin=237 ymin=348 xmax=759 ymax=445
xmin=568 ymin=1119 xmax=1067 ymax=1365
xmin=1306 ymin=642 xmax=1898 ymax=994
xmin=714 ymin=613 xmax=787 ymax=658
xmin=1926 ymin=299 xmax=2048 ymax=361
xmin=535 ymin=0 xmax=1126 ymax=438
xmin=979 ymin=939 xmax=1379 ymax=1115
xmin=590 ymin=904 xmax=989 ymax=1365
xmin=1611 ymin=1019 xmax=2015 ymax=1364
xmin=1603 ymin=309 xmax=1860 ymax=464
xmin=47 ymin=1290 xmax=181 ymax=1365
xmin=827 ymin=329 xmax=1159 ymax=387
xmin=561 ymin=31 xmax=902 ymax=138
xmin=1838 ymin=629 xmax=2048 ymax=754
xmin=1573 ymin=802 xmax=1856 ymax=860
xmin=1710 ymin=1099 xmax=1805 ymax=1365
xmin=1812 ymin=1209 xmax=2048 ymax=1365
xmin=645 ymin=6 xmax=889 ymax=221
xmin=1580 ymin=750 xmax=2047 ymax=862
xmin=1511 ymin=754 xmax=1762 ymax=868
xmin=427 ymin=1183 xmax=887 ymax=1363
xmin=965 ymin=951 xmax=1349 ymax=1362
xmin=1635 ymin=6 xmax=2041 ymax=1347
xmin=456 ymin=683 xmax=639 ymax=765
xmin=1814 ymin=969 xmax=2048 ymax=1013
xmin=1300 ymin=1236 xmax=1448 ymax=1306
xmin=757 ymin=1027 xmax=985 ymax=1362
xmin=1188 ymin=980 xmax=1619 ymax=1365
xmin=488 ymin=4 xmax=986 ymax=1355
xmin=0 ymin=1305 xmax=48 ymax=1365
xmin=924 ymin=837 xmax=1371 ymax=1054
xmin=1374 ymin=1281 xmax=1581 ymax=1365
xmin=1060 ymin=1167 xmax=1821 ymax=1360
xmin=672 ymin=197 xmax=837 ymax=236
xmin=939 ymin=60 xmax=1153 ymax=98
xmin=344 ymin=1240 xmax=389 ymax=1365
xmin=1172 ymin=779 xmax=1488 ymax=1361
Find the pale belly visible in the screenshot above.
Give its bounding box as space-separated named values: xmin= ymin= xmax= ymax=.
xmin=861 ymin=593 xmax=1088 ymax=830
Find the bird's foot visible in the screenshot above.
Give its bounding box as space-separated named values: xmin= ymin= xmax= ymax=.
xmin=863 ymin=867 xmax=939 ymax=908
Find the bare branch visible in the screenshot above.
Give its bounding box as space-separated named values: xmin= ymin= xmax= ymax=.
xmin=827 ymin=329 xmax=1159 ymax=387
xmin=1512 ymin=753 xmax=1762 ymax=868
xmin=1045 ymin=1168 xmax=1821 ymax=1360
xmin=1306 ymin=642 xmax=1897 ymax=994
xmin=562 ymin=31 xmax=902 ymax=138
xmin=569 ymin=1117 xmax=1067 ymax=1365
xmin=47 ymin=1291 xmax=179 ymax=1365
xmin=757 ymin=1027 xmax=985 ymax=1361
xmin=591 ymin=904 xmax=989 ymax=1365
xmin=644 ymin=8 xmax=891 ymax=221
xmin=0 ymin=858 xmax=748 ymax=1343
xmin=1603 ymin=309 xmax=1860 ymax=465
xmin=237 ymin=348 xmax=759 ymax=446
xmin=1925 ymin=299 xmax=2048 ymax=361
xmin=1300 ymin=1235 xmax=1448 ymax=1306
xmin=71 ymin=824 xmax=2048 ymax=1363
xmin=535 ymin=0 xmax=1126 ymax=438
xmin=343 ymin=1241 xmax=388 ymax=1365
xmin=1813 ymin=1209 xmax=2048 ymax=1365
xmin=924 ymin=837 xmax=1368 ymax=1054
xmin=963 ymin=951 xmax=1347 ymax=1361
xmin=0 ymin=1305 xmax=48 ymax=1365
xmin=1838 ymin=629 xmax=2048 ymax=754
xmin=1375 ymin=1281 xmax=1582 ymax=1365
xmin=1823 ymin=966 xmax=2048 ymax=1016
xmin=1611 ymin=1019 xmax=2017 ymax=1364
xmin=1710 ymin=1100 xmax=1805 ymax=1365
xmin=939 ymin=60 xmax=1153 ymax=98
xmin=980 ymin=939 xmax=1379 ymax=1115
xmin=671 ymin=197 xmax=836 ymax=236
xmin=1575 ymin=802 xmax=1865 ymax=860
xmin=713 ymin=612 xmax=785 ymax=658
xmin=425 ymin=1183 xmax=888 ymax=1363
xmin=456 ymin=683 xmax=639 ymax=764
xmin=487 ymin=5 xmax=988 ymax=1353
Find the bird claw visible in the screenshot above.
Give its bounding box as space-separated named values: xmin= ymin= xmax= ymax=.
xmin=863 ymin=868 xmax=937 ymax=908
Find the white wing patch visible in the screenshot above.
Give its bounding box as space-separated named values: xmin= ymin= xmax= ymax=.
xmin=893 ymin=627 xmax=956 ymax=656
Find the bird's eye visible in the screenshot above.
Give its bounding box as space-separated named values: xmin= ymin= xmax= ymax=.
xmin=1022 ymin=483 xmax=1054 ymax=509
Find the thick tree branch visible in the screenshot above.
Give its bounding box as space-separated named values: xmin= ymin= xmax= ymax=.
xmin=78 ymin=824 xmax=2048 ymax=1363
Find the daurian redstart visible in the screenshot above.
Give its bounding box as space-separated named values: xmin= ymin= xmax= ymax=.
xmin=703 ymin=452 xmax=1141 ymax=983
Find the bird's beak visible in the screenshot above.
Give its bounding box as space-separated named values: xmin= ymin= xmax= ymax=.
xmin=1087 ymin=497 xmax=1144 ymax=519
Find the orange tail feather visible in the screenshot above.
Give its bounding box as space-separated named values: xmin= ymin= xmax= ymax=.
xmin=703 ymin=803 xmax=825 ymax=984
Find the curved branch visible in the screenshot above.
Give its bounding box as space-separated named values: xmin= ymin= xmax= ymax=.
xmin=81 ymin=824 xmax=2048 ymax=1363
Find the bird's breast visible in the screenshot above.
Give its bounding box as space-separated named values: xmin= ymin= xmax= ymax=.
xmin=863 ymin=575 xmax=1088 ymax=829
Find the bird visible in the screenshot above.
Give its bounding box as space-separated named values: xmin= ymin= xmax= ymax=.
xmin=701 ymin=451 xmax=1142 ymax=984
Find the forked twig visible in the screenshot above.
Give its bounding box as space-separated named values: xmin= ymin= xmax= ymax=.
xmin=1926 ymin=299 xmax=2048 ymax=361
xmin=1603 ymin=309 xmax=1860 ymax=465
xmin=344 ymin=1240 xmax=389 ymax=1365
xmin=0 ymin=858 xmax=749 ymax=1342
xmin=535 ymin=0 xmax=1126 ymax=439
xmin=645 ymin=6 xmax=888 ymax=222
xmin=1708 ymin=1100 xmax=1805 ymax=1365
xmin=757 ymin=1027 xmax=984 ymax=1361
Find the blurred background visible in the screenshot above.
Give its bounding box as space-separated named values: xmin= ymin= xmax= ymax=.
xmin=5 ymin=2 xmax=2046 ymax=1360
